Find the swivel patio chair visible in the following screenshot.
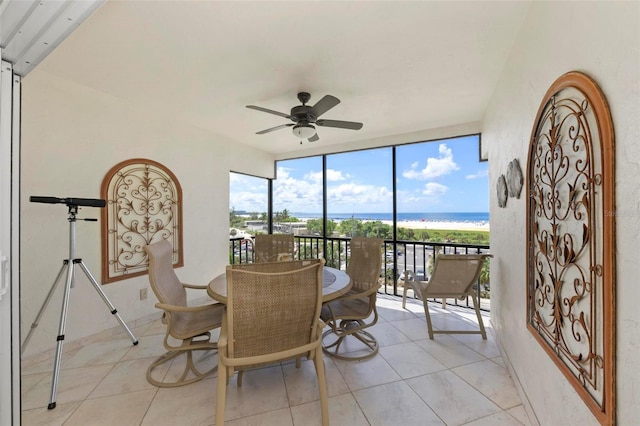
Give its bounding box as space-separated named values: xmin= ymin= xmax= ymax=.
xmin=321 ymin=237 xmax=384 ymax=360
xmin=216 ymin=258 xmax=328 ymax=426
xmin=404 ymin=254 xmax=492 ymax=339
xmin=253 ymin=233 xmax=295 ymax=262
xmin=144 ymin=240 xmax=224 ymax=387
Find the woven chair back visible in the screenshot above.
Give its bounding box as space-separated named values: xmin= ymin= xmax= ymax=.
xmin=144 ymin=240 xmax=186 ymax=307
xmin=253 ymin=234 xmax=295 ymax=263
xmin=427 ymin=254 xmax=487 ymax=295
xmin=226 ymin=259 xmax=324 ymax=360
xmin=347 ymin=237 xmax=384 ymax=293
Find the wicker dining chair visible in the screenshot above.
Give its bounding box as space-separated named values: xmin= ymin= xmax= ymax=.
xmin=253 ymin=233 xmax=295 ymax=262
xmin=404 ymin=254 xmax=492 ymax=339
xmin=321 ymin=237 xmax=384 ymax=360
xmin=216 ymin=258 xmax=328 ymax=426
xmin=144 ymin=240 xmax=224 ymax=387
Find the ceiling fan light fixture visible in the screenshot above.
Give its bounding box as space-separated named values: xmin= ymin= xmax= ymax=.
xmin=292 ymin=123 xmax=316 ymax=139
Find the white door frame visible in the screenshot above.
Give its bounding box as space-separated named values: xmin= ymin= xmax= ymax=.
xmin=0 ymin=58 xmax=21 ymax=425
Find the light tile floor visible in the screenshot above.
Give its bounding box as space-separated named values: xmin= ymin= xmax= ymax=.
xmin=21 ymin=295 xmax=531 ymax=426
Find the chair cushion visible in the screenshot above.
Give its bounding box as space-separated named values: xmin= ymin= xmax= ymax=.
xmin=321 ymin=295 xmax=372 ymax=320
xmin=170 ymin=303 xmax=224 ymax=340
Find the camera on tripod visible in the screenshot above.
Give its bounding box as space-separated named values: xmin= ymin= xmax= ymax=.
xmin=30 ymin=196 xmax=106 ymax=208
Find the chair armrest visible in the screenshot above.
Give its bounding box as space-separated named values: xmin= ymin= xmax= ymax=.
xmin=182 ymin=283 xmax=208 ymax=290
xmin=312 ymin=318 xmax=326 ymax=341
xmin=334 ymin=284 xmax=380 ymax=302
xmin=218 ymin=312 xmax=228 ymax=349
xmin=155 ymin=302 xmax=220 ymax=313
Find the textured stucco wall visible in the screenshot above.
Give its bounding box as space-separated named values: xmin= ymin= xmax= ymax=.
xmin=20 ymin=70 xmax=274 ymax=357
xmin=483 ymin=2 xmax=639 ymax=424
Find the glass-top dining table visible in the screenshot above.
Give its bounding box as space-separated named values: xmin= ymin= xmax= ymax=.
xmin=207 ymin=266 xmax=351 ymax=304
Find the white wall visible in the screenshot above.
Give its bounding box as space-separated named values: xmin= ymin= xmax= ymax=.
xmin=20 ymin=70 xmax=274 ymax=357
xmin=483 ymin=2 xmax=639 ymax=425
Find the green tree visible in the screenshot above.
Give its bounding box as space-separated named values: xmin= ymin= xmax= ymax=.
xmin=339 ymin=218 xmax=363 ymax=237
xmin=306 ymin=218 xmax=338 ymax=236
xmin=325 ymin=219 xmax=337 ymax=235
xmin=479 ymin=258 xmax=490 ymax=284
xmin=362 ymin=220 xmax=392 ymax=239
xmin=229 ymin=208 xmax=245 ymax=229
xmin=306 ymin=218 xmax=323 ymax=234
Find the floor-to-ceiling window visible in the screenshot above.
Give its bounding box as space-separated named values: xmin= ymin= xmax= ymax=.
xmin=272 ymin=156 xmax=323 ymax=235
xmin=269 ymin=134 xmax=489 ymax=298
xmin=325 ymin=148 xmax=394 ymax=238
xmin=228 ymin=172 xmax=269 ymax=262
xmin=229 ymin=135 xmax=489 ymax=296
xmin=395 ymin=135 xmax=489 ymax=281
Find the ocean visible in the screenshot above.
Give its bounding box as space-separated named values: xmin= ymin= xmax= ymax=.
xmin=291 ymin=212 xmax=489 ymax=223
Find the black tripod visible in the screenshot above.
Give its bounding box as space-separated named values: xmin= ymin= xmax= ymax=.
xmin=23 ymin=197 xmax=138 ymax=409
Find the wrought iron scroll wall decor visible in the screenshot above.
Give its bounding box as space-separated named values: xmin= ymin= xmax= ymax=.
xmin=101 ymin=159 xmax=183 ymax=284
xmin=526 ymin=72 xmax=615 ymax=424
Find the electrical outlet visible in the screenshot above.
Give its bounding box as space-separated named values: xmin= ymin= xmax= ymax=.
xmin=139 ymin=288 xmax=148 ymax=300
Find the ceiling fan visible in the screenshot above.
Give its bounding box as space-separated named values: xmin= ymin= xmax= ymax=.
xmin=246 ymin=92 xmax=363 ymax=142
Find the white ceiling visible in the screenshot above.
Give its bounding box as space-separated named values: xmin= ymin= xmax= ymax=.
xmin=8 ymin=0 xmax=531 ymax=156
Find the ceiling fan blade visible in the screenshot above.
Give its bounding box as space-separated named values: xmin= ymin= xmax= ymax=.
xmin=246 ymin=105 xmax=291 ymax=119
xmin=316 ymin=119 xmax=363 ymax=130
xmin=311 ymin=95 xmax=340 ymax=118
xmin=256 ymin=123 xmax=293 ymax=134
xmin=308 ymin=133 xmax=320 ymax=142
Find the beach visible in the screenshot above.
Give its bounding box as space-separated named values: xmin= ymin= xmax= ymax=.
xmin=376 ymin=219 xmax=489 ymax=232
xmin=291 ymin=212 xmax=490 ymax=232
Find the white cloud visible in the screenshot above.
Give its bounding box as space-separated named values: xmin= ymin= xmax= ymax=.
xmin=230 ymin=190 xmax=268 ymax=212
xmin=305 ymin=168 xmax=348 ymax=182
xmin=236 ymin=166 xmax=395 ymax=213
xmin=230 ymin=172 xmax=270 ymax=211
xmin=327 ymin=183 xmax=392 ymax=208
xmin=273 ymin=173 xmax=323 ymax=212
xmin=402 ymin=143 xmax=459 ymax=180
xmin=422 ymin=182 xmax=448 ymax=196
xmin=277 ymin=167 xmax=291 ymax=179
xmin=327 ymin=169 xmax=348 ymax=181
xmin=466 ymin=169 xmax=488 ymax=179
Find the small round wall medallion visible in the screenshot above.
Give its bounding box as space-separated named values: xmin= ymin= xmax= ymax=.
xmin=497 ymin=174 xmax=508 ymax=208
xmin=507 ymin=158 xmax=524 ymax=198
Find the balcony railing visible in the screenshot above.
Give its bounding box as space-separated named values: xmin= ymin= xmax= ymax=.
xmin=229 ymin=236 xmax=491 ymax=311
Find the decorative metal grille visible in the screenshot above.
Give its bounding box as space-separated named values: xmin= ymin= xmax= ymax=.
xmin=526 ymin=72 xmax=614 ymax=424
xmin=101 ymin=159 xmax=183 ymax=283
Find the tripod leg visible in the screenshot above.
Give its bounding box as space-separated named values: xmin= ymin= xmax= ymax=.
xmin=76 ymin=260 xmax=139 ymax=345
xmin=48 ymin=259 xmax=75 ymax=409
xmin=21 ymin=261 xmax=68 ymax=354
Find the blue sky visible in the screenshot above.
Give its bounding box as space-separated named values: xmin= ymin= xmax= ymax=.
xmin=230 ymin=135 xmax=488 ymax=214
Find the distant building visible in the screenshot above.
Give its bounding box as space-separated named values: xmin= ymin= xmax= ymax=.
xmin=244 ymin=220 xmax=267 ymax=231
xmin=274 ymin=222 xmax=308 ymax=235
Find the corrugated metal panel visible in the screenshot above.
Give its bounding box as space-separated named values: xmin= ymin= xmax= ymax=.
xmin=0 ymin=0 xmax=103 ymax=76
